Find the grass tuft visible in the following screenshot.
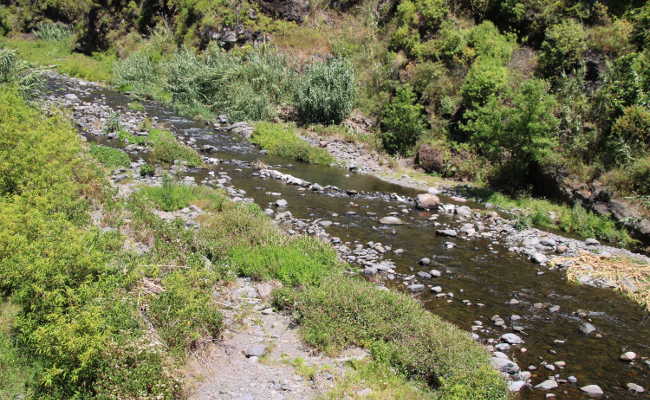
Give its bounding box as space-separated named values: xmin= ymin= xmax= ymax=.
xmin=90 ymin=144 xmax=131 ymax=169
xmin=252 ymin=122 xmax=335 ymax=165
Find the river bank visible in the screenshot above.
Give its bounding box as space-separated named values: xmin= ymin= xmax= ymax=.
xmin=41 ymin=71 xmax=649 ymax=399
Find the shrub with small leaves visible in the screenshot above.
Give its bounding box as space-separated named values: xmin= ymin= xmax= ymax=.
xmin=380 ymin=85 xmax=427 ymax=155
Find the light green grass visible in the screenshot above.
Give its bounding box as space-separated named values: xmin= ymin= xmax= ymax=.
xmin=119 ymin=128 xmax=201 ymax=166
xmin=138 ymin=176 xmax=226 ymax=212
xmin=89 ymin=144 xmax=131 ymax=169
xmin=252 ymin=122 xmax=335 ymax=165
xmin=2 ymin=37 xmax=114 ymax=82
xmin=0 ymin=302 xmax=36 ymax=400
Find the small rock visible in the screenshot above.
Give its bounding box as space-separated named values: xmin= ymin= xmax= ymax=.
xmin=580 ymin=322 xmax=597 ymax=335
xmin=620 ymin=351 xmax=636 ymax=361
xmin=585 ymin=238 xmax=600 ymax=246
xmin=436 ymin=229 xmax=458 ymax=237
xmin=379 ymin=216 xmax=405 ymax=225
xmin=431 ymin=286 xmax=443 ymax=293
xmin=501 ymin=333 xmax=524 ymax=344
xmin=535 ymin=379 xmax=558 ymax=390
xmin=245 ymin=344 xmax=267 ymax=358
xmin=491 ymin=357 xmax=520 ymax=374
xmin=429 ymin=269 xmax=442 ymax=277
xmin=418 ymin=257 xmax=431 ymax=265
xmin=275 ymin=199 xmax=288 ymax=208
xmin=416 ymin=193 xmax=440 ymax=209
xmin=626 ymin=383 xmax=645 ymax=393
xmin=407 ymin=284 xmax=425 ymax=292
xmin=416 ymin=271 xmax=432 ymax=279
xmin=508 ymin=381 xmax=527 ymax=392
xmin=580 ymin=385 xmax=603 ymax=396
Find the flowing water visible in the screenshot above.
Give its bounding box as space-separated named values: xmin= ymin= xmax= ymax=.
xmin=47 ymin=76 xmax=649 ymax=400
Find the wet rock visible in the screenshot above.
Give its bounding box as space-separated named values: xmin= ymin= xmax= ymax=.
xmin=491 ymin=357 xmax=520 ymax=374
xmin=580 ymin=385 xmax=603 ymax=396
xmin=626 ymin=383 xmax=645 ymax=393
xmin=379 ymin=216 xmax=404 ymax=225
xmin=501 ymin=333 xmax=524 ymax=345
xmin=495 ymin=343 xmax=511 ymax=352
xmin=585 ymin=238 xmax=600 ymax=246
xmin=429 ymin=269 xmax=442 ymax=277
xmin=619 ymin=351 xmax=636 ymax=361
xmin=568 ymin=376 xmax=578 ymax=383
xmin=407 ymin=284 xmax=425 ymax=292
xmin=275 ymin=199 xmax=288 ymax=208
xmin=431 ymin=286 xmax=443 ymax=293
xmin=64 ymin=93 xmax=79 ymax=102
xmin=363 ymin=266 xmax=378 ymax=276
xmin=416 ymin=193 xmax=440 ymax=209
xmin=418 ymin=257 xmax=431 ymax=265
xmin=579 ymin=322 xmax=597 ymax=335
xmin=455 ymin=206 xmax=472 ymax=217
xmin=535 ymin=379 xmax=558 ymax=390
xmin=531 ymin=253 xmax=547 ymax=264
xmin=416 ymin=271 xmax=432 ymax=279
xmin=436 ymin=229 xmax=458 ymax=237
xmin=509 ymin=381 xmax=527 ymax=392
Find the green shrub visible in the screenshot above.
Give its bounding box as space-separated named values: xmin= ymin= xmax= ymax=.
xmin=252 ymin=122 xmax=334 ymax=165
xmin=463 ymin=79 xmax=559 ymax=170
xmin=588 ymin=19 xmax=634 ymax=57
xmin=147 ymin=129 xmax=202 ymax=166
xmin=89 ymin=144 xmax=131 ymax=169
xmin=140 ymin=163 xmax=155 ymax=177
xmin=139 ymin=176 xmax=225 ymax=212
xmin=380 ymin=85 xmax=427 ymax=155
xmin=274 ymin=275 xmax=507 ymax=399
xmin=228 ymin=236 xmax=341 ymax=286
xmin=0 ymin=47 xmax=43 ymax=98
xmin=467 ymin=21 xmax=517 ymax=64
xmin=631 ymin=2 xmax=650 ymax=48
xmin=608 ymin=105 xmax=650 ymax=164
xmin=294 ymin=57 xmax=356 ymax=125
xmin=148 ymin=268 xmax=222 ymax=354
xmin=596 ymin=51 xmax=649 ymax=123
xmin=539 ymin=20 xmax=587 ymax=75
xmin=461 ymin=57 xmax=510 ymax=107
xmin=603 ymin=155 xmax=650 ymax=196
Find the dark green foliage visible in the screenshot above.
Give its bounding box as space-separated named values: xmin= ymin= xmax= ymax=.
xmin=607 ymin=105 xmax=650 ymax=165
xmin=294 ymin=57 xmax=356 ymax=125
xmin=461 ymin=57 xmax=510 ymax=107
xmin=381 ymin=85 xmax=427 ymax=155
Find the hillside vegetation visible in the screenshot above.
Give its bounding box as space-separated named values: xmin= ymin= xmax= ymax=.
xmin=2 ymin=0 xmax=647 ymax=248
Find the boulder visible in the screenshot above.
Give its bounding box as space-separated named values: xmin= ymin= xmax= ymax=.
xmin=416 ymin=193 xmax=441 ymax=209
xmin=255 ymin=0 xmax=310 ymax=22
xmin=416 ymin=143 xmax=445 ymax=173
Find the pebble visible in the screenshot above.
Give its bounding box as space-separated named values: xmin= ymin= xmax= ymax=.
xmin=619 ymin=351 xmax=636 ymax=361
xmin=275 ymin=199 xmax=288 ymax=208
xmin=379 ymin=216 xmax=404 ymax=225
xmin=436 ymin=229 xmax=458 ymax=237
xmin=429 ymin=269 xmax=442 ymax=277
xmin=535 ymin=379 xmax=558 ymax=390
xmin=626 ymin=383 xmax=645 ymax=393
xmin=407 ymin=284 xmax=425 ymax=292
xmin=580 ymin=322 xmax=597 ymax=335
xmin=501 ymin=333 xmax=524 ymax=344
xmin=244 ymin=344 xmax=267 ymax=358
xmin=418 ymin=257 xmax=431 ymax=265
xmin=580 ymin=384 xmax=604 ymax=396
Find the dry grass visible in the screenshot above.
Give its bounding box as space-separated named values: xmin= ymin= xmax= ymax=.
xmin=556 ymin=252 xmax=650 ymax=311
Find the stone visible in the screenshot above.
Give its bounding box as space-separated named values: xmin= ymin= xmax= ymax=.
xmin=579 ymin=322 xmax=597 ymax=335
xmin=531 ymin=253 xmax=547 ymax=264
xmin=416 ymin=143 xmax=445 ymax=173
xmin=568 ymin=376 xmax=578 ymax=383
xmin=431 ymin=286 xmax=443 ymax=293
xmin=407 ymin=284 xmax=425 ymax=292
xmin=429 ymin=269 xmax=442 ymax=277
xmin=626 ymin=383 xmax=645 ymax=393
xmin=416 ymin=271 xmax=432 ymax=279
xmin=535 ymin=379 xmax=559 ymax=390
xmin=418 ymin=257 xmax=431 ymax=265
xmin=495 ymin=343 xmax=511 ymax=351
xmin=245 ymin=344 xmax=267 ymax=358
xmin=416 ymin=193 xmax=441 ymax=209
xmin=275 ymin=199 xmax=288 ymax=208
xmin=456 ymin=206 xmax=472 ymax=217
xmin=256 ymin=0 xmax=310 ymax=22
xmin=491 ymin=357 xmax=520 ymax=374
xmin=585 ymin=238 xmax=600 ymax=246
xmin=436 ymin=229 xmax=458 ymax=237
xmin=620 ymin=351 xmax=637 ymax=361
xmin=508 ymin=381 xmax=527 ymax=392
xmin=580 ymin=385 xmax=604 ymax=396
xmin=501 ymin=333 xmax=524 ymax=344
xmin=363 ymin=266 xmax=378 ymax=276
xmin=379 ymin=216 xmax=405 ymax=225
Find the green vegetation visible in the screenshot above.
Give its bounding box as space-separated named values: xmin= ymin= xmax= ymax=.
xmin=0 ymin=302 xmax=36 ymax=399
xmin=274 ymin=276 xmax=507 ymax=400
xmin=89 ymin=144 xmax=131 ymax=169
xmin=294 ymin=57 xmax=356 ymax=124
xmin=138 ymin=176 xmax=225 ymax=212
xmin=252 ymin=122 xmax=335 ymax=165
xmin=120 ymin=128 xmax=202 ymax=166
xmin=0 ymin=47 xmax=43 ymax=98
xmin=381 ymin=85 xmax=427 ymax=155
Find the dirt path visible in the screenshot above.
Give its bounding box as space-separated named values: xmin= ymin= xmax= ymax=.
xmin=183 ymin=278 xmax=367 ymax=400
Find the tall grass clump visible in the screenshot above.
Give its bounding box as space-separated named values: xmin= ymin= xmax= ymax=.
xmin=33 ymin=22 xmax=72 ymax=42
xmin=294 ymin=57 xmax=356 ymax=125
xmin=273 ymin=276 xmax=507 ymax=400
xmin=89 ymin=144 xmax=131 ymax=169
xmin=0 ymin=47 xmax=43 ymax=98
xmin=138 ymin=176 xmax=225 ymax=212
xmin=251 ymin=122 xmax=335 ymax=165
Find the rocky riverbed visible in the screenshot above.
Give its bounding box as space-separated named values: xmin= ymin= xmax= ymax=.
xmin=42 ymin=72 xmax=649 ymax=400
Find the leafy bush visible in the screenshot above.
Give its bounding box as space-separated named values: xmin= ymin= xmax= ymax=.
xmin=228 ymin=236 xmax=341 ymax=286
xmin=607 ymin=105 xmax=650 ymax=164
xmin=539 ymin=20 xmax=587 ymax=75
xmin=89 ymin=144 xmax=131 ymax=169
xmin=588 ymin=19 xmax=634 ymax=57
xmin=461 ymin=57 xmax=510 ymax=107
xmin=380 ymin=85 xmax=427 ymax=155
xmin=148 ymin=268 xmax=222 ymax=354
xmin=463 ymin=79 xmax=559 ymax=170
xmin=294 ymin=57 xmax=356 ymax=125
xmin=252 ymin=122 xmax=335 ymax=165
xmin=603 ymin=155 xmax=650 ymax=196
xmin=274 ymin=275 xmax=507 ymax=399
xmin=0 ymin=47 xmax=43 ymax=98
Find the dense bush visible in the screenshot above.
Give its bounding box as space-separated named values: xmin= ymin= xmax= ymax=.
xmin=539 ymin=20 xmax=587 ymax=75
xmin=0 ymin=47 xmax=43 ymax=98
xmin=461 ymin=57 xmax=510 ymax=107
xmin=89 ymin=144 xmax=131 ymax=169
xmin=463 ymin=79 xmax=559 ymax=179
xmin=381 ymin=85 xmax=427 ymax=155
xmin=294 ymin=57 xmax=356 ymax=125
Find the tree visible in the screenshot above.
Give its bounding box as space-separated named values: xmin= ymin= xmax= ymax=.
xmin=381 ymin=85 xmax=427 ymax=155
